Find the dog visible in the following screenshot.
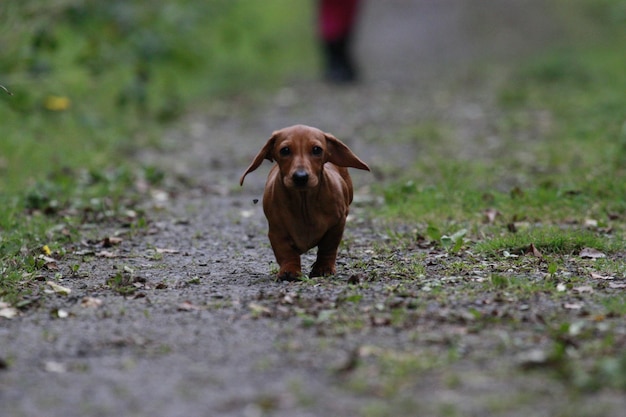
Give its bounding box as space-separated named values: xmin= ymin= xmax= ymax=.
xmin=240 ymin=124 xmax=370 ymax=280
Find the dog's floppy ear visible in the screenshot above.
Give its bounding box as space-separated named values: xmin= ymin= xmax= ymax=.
xmin=324 ymin=133 xmax=370 ymax=171
xmin=239 ymin=133 xmax=278 ymax=186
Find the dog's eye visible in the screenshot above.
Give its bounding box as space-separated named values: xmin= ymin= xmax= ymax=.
xmin=279 ymin=147 xmax=290 ymax=156
xmin=312 ymin=146 xmax=323 ymax=156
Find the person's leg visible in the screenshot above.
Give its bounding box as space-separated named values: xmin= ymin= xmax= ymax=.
xmin=318 ymin=0 xmax=360 ymax=83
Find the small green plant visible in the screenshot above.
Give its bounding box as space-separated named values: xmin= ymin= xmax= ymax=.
xmin=490 ymin=274 xmax=510 ymax=289
xmin=547 ymin=261 xmax=559 ymax=278
xmin=106 ymin=271 xmax=137 ymax=296
xmin=441 ymin=229 xmax=466 ymax=254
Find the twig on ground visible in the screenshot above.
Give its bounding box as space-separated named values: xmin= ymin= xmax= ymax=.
xmin=1 ymin=84 xmax=13 ymax=96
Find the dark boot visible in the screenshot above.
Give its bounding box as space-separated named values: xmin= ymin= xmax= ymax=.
xmin=322 ymin=36 xmax=358 ymax=84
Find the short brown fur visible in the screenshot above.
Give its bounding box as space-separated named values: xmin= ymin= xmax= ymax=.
xmin=240 ymin=124 xmax=370 ymax=280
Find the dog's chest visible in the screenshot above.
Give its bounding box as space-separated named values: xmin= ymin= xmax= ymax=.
xmin=287 ymin=202 xmax=340 ymax=249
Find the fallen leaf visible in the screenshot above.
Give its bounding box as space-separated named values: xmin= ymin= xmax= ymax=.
xmin=517 ymin=349 xmax=550 ymax=369
xmin=358 ymin=345 xmax=383 ymax=358
xmin=73 ymin=249 xmax=95 ymax=256
xmin=568 ymin=321 xmax=586 ymax=336
xmin=573 ymin=286 xmax=594 ymax=294
xmin=156 ymin=248 xmax=179 ymax=254
xmin=609 ymin=282 xmax=626 ymax=289
xmin=151 ymin=189 xmax=169 ymax=203
xmin=579 ymin=247 xmax=606 ymax=259
xmin=370 ymin=315 xmax=391 ymax=326
xmin=483 ymin=208 xmax=499 ymax=224
xmin=38 ymin=254 xmax=58 ymax=270
xmin=525 ymin=243 xmax=543 ymax=258
xmin=102 ymin=236 xmax=123 ymax=247
xmin=44 ymin=95 xmax=71 ymax=111
xmin=590 ymin=272 xmax=614 ymax=280
xmin=249 ymin=302 xmax=271 ymax=317
xmin=80 ymin=297 xmax=103 ymax=308
xmin=178 ymin=301 xmax=200 ymax=311
xmin=0 ymin=307 xmax=18 ymax=319
xmin=124 ymin=209 xmax=137 ymax=219
xmin=584 ymin=218 xmax=598 ymax=227
xmin=96 ymin=250 xmax=118 ymax=258
xmin=44 ymin=261 xmax=59 ymax=271
xmin=46 ymin=281 xmax=71 ymax=295
xmin=39 ymin=255 xmax=56 ymax=263
xmin=44 ymin=361 xmax=67 ymax=373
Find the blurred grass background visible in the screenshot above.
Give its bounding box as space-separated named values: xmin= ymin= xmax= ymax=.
xmin=0 ymin=1 xmax=315 ymax=300
xmin=378 ymin=0 xmax=626 ymax=233
xmin=0 ymin=0 xmax=315 ymax=194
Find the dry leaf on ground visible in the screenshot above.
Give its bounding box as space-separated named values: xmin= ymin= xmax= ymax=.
xmin=46 ymin=281 xmax=71 ymax=295
xmin=573 ymin=286 xmax=594 ymax=294
xmin=156 ymin=248 xmax=180 ymax=254
xmin=525 ymin=243 xmax=543 ymax=258
xmin=102 ymin=236 xmax=123 ymax=247
xmin=80 ymin=297 xmax=103 ymax=308
xmin=590 ymin=272 xmax=614 ymax=280
xmin=0 ymin=307 xmax=18 ymax=319
xmin=579 ymin=247 xmax=606 ymax=259
xmin=178 ymin=301 xmax=200 ymax=311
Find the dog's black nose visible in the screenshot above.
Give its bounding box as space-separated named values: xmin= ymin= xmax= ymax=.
xmin=292 ymin=170 xmax=309 ymax=187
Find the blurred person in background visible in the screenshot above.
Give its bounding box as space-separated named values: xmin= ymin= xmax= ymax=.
xmin=318 ymin=0 xmax=361 ymax=84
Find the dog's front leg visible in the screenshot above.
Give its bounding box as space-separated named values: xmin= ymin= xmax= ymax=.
xmin=310 ymin=224 xmax=345 ymax=277
xmin=268 ymin=231 xmax=302 ymax=281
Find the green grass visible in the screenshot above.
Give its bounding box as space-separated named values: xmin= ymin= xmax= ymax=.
xmin=378 ymin=0 xmax=626 ymax=250
xmin=382 ymin=167 xmax=626 ymax=227
xmin=476 ymin=228 xmax=620 ymax=257
xmin=0 ymin=1 xmax=314 ymax=193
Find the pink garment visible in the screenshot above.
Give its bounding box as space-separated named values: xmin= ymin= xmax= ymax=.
xmin=319 ymin=0 xmax=360 ymax=41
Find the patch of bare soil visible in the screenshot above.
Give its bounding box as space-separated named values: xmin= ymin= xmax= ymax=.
xmin=3 ymin=1 xmax=624 ymax=416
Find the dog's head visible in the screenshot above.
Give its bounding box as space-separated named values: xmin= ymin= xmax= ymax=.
xmin=239 ymin=124 xmax=369 ymax=188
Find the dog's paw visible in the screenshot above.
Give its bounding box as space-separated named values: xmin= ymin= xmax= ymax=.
xmin=310 ymin=263 xmax=336 ymax=278
xmin=277 ymin=270 xmax=302 ymax=282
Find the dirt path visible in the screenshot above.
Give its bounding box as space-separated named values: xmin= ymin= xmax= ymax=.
xmin=3 ymin=2 xmax=616 ymax=416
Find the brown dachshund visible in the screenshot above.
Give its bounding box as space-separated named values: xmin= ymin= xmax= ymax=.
xmin=240 ymin=124 xmax=370 ymax=280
